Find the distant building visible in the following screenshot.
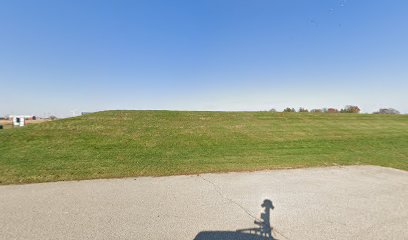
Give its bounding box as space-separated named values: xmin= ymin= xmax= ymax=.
xmin=8 ymin=115 xmax=36 ymax=120
xmin=9 ymin=115 xmax=37 ymax=127
xmin=12 ymin=116 xmax=26 ymax=127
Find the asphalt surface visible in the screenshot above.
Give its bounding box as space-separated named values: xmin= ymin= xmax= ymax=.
xmin=0 ymin=166 xmax=407 ymax=240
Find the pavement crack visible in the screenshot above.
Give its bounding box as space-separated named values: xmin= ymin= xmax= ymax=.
xmin=199 ymin=174 xmax=260 ymax=220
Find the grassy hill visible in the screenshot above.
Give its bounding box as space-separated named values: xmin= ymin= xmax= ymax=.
xmin=0 ymin=110 xmax=407 ymax=184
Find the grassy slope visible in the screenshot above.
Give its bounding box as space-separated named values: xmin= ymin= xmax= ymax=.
xmin=0 ymin=110 xmax=407 ymax=184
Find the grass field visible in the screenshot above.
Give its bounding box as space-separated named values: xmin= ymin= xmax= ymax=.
xmin=0 ymin=110 xmax=407 ymax=184
xmin=0 ymin=120 xmax=12 ymax=129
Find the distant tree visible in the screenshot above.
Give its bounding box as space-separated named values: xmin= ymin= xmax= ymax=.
xmin=349 ymin=105 xmax=361 ymax=113
xmin=269 ymin=108 xmax=277 ymax=112
xmin=283 ymin=107 xmax=296 ymax=112
xmin=340 ymin=105 xmax=360 ymax=113
xmin=298 ymin=107 xmax=309 ymax=112
xmin=327 ymin=108 xmax=339 ymax=113
xmin=373 ymin=108 xmax=400 ymax=114
xmin=49 ymin=115 xmax=58 ymax=120
xmin=310 ymin=109 xmax=323 ymax=113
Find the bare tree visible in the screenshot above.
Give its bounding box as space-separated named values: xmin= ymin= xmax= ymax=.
xmin=373 ymin=108 xmax=400 ymax=114
xmin=327 ymin=108 xmax=339 ymax=113
xmin=310 ymin=109 xmax=323 ymax=113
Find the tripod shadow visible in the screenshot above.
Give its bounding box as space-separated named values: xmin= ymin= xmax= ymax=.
xmin=194 ymin=199 xmax=276 ymax=240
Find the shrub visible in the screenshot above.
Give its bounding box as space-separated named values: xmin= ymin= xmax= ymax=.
xmin=298 ymin=107 xmax=309 ymax=112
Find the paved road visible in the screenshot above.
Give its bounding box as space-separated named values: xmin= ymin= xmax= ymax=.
xmin=0 ymin=166 xmax=407 ymax=240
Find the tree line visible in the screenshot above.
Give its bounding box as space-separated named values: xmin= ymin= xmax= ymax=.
xmin=269 ymin=106 xmax=400 ymax=114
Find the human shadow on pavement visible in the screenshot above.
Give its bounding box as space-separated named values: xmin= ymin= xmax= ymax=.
xmin=194 ymin=199 xmax=276 ymax=240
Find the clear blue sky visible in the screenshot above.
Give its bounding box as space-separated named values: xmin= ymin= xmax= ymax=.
xmin=1 ymin=0 xmax=407 ymax=116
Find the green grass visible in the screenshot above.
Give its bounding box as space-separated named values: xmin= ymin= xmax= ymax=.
xmin=0 ymin=110 xmax=407 ymax=184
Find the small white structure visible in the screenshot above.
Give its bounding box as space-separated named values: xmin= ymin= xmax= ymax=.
xmin=12 ymin=116 xmax=26 ymax=127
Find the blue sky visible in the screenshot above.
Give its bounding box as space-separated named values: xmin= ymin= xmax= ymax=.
xmin=1 ymin=0 xmax=407 ymax=116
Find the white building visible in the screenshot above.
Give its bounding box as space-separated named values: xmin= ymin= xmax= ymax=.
xmin=9 ymin=115 xmax=36 ymax=127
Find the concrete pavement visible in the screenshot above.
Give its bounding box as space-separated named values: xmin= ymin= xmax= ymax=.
xmin=0 ymin=165 xmax=407 ymax=239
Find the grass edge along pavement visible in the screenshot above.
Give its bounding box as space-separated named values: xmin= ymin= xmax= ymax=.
xmin=0 ymin=110 xmax=407 ymax=184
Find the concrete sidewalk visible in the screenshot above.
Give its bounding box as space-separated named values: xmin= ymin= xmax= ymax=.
xmin=0 ymin=166 xmax=407 ymax=239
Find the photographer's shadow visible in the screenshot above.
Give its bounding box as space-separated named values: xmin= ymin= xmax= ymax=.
xmin=194 ymin=199 xmax=276 ymax=240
